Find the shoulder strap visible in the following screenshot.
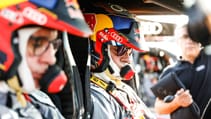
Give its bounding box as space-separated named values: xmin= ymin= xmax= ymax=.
xmin=90 ymin=76 xmax=116 ymax=92
xmin=90 ymin=76 xmax=133 ymax=111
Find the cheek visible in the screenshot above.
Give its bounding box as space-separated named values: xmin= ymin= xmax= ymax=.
xmin=26 ymin=55 xmax=38 ymax=72
xmin=110 ymin=53 xmax=122 ymax=67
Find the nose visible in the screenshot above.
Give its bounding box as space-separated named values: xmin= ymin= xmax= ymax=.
xmin=39 ymin=44 xmax=57 ymax=65
xmin=121 ymin=51 xmax=132 ymax=63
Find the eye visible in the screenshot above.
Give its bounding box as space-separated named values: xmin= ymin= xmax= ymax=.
xmin=182 ymin=34 xmax=189 ymax=39
xmin=33 ymin=39 xmax=43 ymax=48
xmin=110 ymin=46 xmax=118 ymax=55
xmin=28 ymin=36 xmax=50 ymax=56
xmin=29 ymin=36 xmax=48 ymax=48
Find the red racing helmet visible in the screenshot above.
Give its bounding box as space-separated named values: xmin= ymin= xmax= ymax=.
xmin=84 ymin=13 xmax=147 ymax=72
xmin=0 ymin=0 xmax=92 ymax=91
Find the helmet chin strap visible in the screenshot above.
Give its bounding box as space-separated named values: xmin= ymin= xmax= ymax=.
xmin=7 ymin=76 xmax=27 ymax=107
xmin=107 ymin=45 xmax=121 ymax=77
xmin=17 ymin=27 xmax=41 ymax=93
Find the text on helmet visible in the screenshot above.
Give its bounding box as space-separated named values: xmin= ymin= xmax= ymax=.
xmin=0 ymin=7 xmax=47 ymax=25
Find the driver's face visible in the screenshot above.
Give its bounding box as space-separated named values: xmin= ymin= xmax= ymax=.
xmin=26 ymin=28 xmax=59 ymax=87
xmin=109 ymin=45 xmax=133 ymax=69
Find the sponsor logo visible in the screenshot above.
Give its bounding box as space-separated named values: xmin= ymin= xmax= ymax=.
xmin=0 ymin=8 xmax=24 ymax=24
xmin=98 ymin=31 xmax=109 ymax=42
xmin=108 ymin=31 xmax=123 ymax=43
xmin=0 ymin=7 xmax=47 ymax=25
xmin=98 ymin=29 xmax=125 ymax=43
xmin=140 ymin=21 xmax=163 ymax=35
xmin=22 ymin=7 xmax=47 ymax=25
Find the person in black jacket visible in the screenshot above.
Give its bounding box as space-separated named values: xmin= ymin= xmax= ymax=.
xmin=154 ymin=24 xmax=211 ymax=119
xmin=186 ymin=2 xmax=211 ymax=118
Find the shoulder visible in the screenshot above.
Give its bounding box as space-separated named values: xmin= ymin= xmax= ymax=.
xmin=90 ymin=84 xmax=124 ymax=119
xmin=0 ymin=101 xmax=43 ymax=119
xmin=29 ymin=90 xmax=55 ymax=107
xmin=91 ymin=85 xmax=123 ymax=109
xmin=160 ymin=61 xmax=190 ymax=78
xmin=163 ymin=61 xmax=181 ymax=72
xmin=197 ymin=50 xmax=211 ymax=62
xmin=91 ymin=84 xmax=113 ymax=103
xmin=159 ymin=62 xmax=178 ymax=78
xmin=29 ymin=90 xmax=65 ymax=119
xmin=0 ymin=105 xmax=19 ymax=119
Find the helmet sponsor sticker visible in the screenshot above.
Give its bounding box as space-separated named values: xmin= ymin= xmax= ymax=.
xmin=0 ymin=8 xmax=24 ymax=24
xmin=23 ymin=7 xmax=47 ymax=25
xmin=0 ymin=7 xmax=47 ymax=25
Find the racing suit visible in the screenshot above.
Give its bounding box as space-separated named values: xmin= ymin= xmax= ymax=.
xmin=0 ymin=89 xmax=64 ymax=119
xmin=90 ymin=72 xmax=155 ymax=119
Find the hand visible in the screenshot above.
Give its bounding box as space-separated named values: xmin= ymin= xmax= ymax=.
xmin=174 ymin=88 xmax=193 ymax=107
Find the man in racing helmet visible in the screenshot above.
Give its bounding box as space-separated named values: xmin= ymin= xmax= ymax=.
xmin=84 ymin=13 xmax=155 ymax=119
xmin=0 ymin=0 xmax=91 ymax=118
